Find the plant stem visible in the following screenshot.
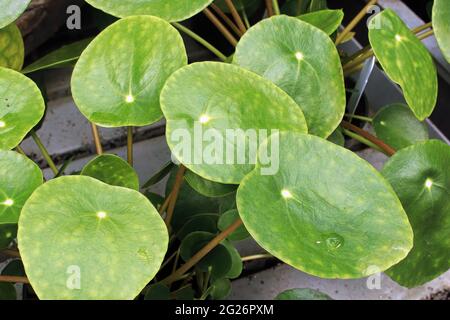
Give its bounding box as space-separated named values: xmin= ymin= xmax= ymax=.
xmin=265 ymin=0 xmax=274 ymax=17
xmin=0 ymin=275 xmax=29 ymax=284
xmin=412 ymin=21 xmax=432 ymax=34
xmin=15 ymin=145 xmax=26 ymax=156
xmin=241 ymin=253 xmax=274 ymax=262
xmin=161 ymin=218 xmax=244 ymax=285
xmin=127 ymin=126 xmax=133 ymax=166
xmin=90 ymin=123 xmax=103 ymax=155
xmin=210 ymin=4 xmax=243 ymax=36
xmin=1 ymin=249 xmax=21 ymax=258
xmin=272 ymin=0 xmax=281 ymax=15
xmin=203 ymin=8 xmax=238 ymax=47
xmin=344 ymin=114 xmax=373 ymax=122
xmin=164 ymin=165 xmax=186 ymax=227
xmin=224 ymin=0 xmax=247 ymax=33
xmin=158 ymin=192 xmax=173 ymax=215
xmin=242 ymin=7 xmax=251 ymax=29
xmin=30 ymin=130 xmax=58 ymax=175
xmin=172 ymin=22 xmax=228 ymax=62
xmin=342 ymin=128 xmax=383 ymax=154
xmin=341 ymin=121 xmax=396 ymax=156
xmin=417 ymin=29 xmax=434 ymax=41
xmin=335 ymin=0 xmax=378 ymax=45
xmin=160 ymin=250 xmax=179 ymax=271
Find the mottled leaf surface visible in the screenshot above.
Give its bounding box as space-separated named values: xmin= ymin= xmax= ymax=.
xmin=234 ymin=16 xmax=345 ymax=137
xmin=369 ymin=9 xmax=437 ymax=120
xmin=237 ymin=132 xmax=413 ymax=278
xmin=0 ymin=0 xmax=31 ymax=29
xmin=85 ymin=0 xmax=214 ymax=22
xmin=383 ymin=140 xmax=450 ymax=287
xmin=0 ymin=151 xmax=42 ymax=224
xmin=162 ymin=62 xmax=307 ymax=184
xmin=18 ymin=176 xmax=168 ymax=299
xmin=0 ymin=67 xmax=45 ymax=150
xmin=0 ymin=23 xmax=24 ymax=70
xmin=81 ymin=154 xmax=139 ymax=190
xmin=433 ymin=0 xmax=450 ymax=63
xmin=72 ymin=16 xmax=187 ymax=127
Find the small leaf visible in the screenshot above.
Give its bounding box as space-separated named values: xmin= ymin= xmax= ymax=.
xmin=22 ymin=38 xmax=93 ymax=74
xmin=180 ymin=232 xmax=232 ymax=280
xmin=0 ymin=151 xmax=43 ymax=224
xmin=275 ymin=288 xmax=332 ymax=300
xmin=72 ymin=16 xmax=187 ymax=127
xmin=185 ymin=170 xmax=238 ymax=198
xmin=382 ymin=140 xmax=450 ymax=288
xmin=18 ymin=176 xmax=168 ymax=300
xmin=144 ymin=283 xmax=170 ymax=300
xmin=0 ymin=67 xmax=46 ymax=150
xmin=0 ymin=224 xmax=16 ymax=249
xmin=298 ymin=9 xmax=344 ymax=35
xmin=237 ymin=132 xmax=413 ymax=279
xmin=218 ymin=209 xmax=250 ymax=241
xmin=177 ymin=213 xmax=220 ymax=240
xmin=433 ymin=0 xmax=450 ymax=63
xmin=85 ymin=0 xmax=214 ymax=22
xmin=0 ymin=0 xmax=31 ymax=29
xmin=222 ymin=240 xmax=243 ymax=279
xmin=233 ymin=16 xmax=345 ymax=138
xmin=0 ymin=23 xmax=24 ymax=71
xmin=210 ymin=278 xmax=232 ymax=300
xmin=81 ymin=154 xmax=140 ymax=190
xmin=162 ymin=62 xmax=307 ymax=184
xmin=373 ymin=104 xmax=429 ymax=150
xmin=369 ymin=9 xmax=437 ymax=120
xmin=144 ymin=192 xmax=165 ymax=211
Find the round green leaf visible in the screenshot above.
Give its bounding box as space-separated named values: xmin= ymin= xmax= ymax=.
xmin=237 ymin=132 xmax=413 ymax=279
xmin=275 ymin=288 xmax=332 ymax=300
xmin=185 ymin=170 xmax=237 ymax=198
xmin=433 ymin=0 xmax=450 ymax=63
xmin=162 ymin=62 xmax=308 ymax=184
xmin=0 ymin=0 xmax=31 ymax=29
xmin=144 ymin=283 xmax=170 ymax=300
xmin=177 ymin=213 xmax=219 ymax=240
xmin=373 ymin=103 xmax=429 ymax=150
xmin=0 ymin=283 xmax=16 ymax=300
xmin=71 ymin=16 xmax=187 ymax=127
xmin=233 ymin=16 xmax=345 ymax=138
xmin=369 ymin=9 xmax=437 ymax=121
xmin=18 ymin=176 xmax=168 ymax=300
xmin=222 ymin=240 xmax=243 ymax=279
xmin=382 ymin=140 xmax=450 ymax=288
xmin=298 ymin=9 xmax=344 ymax=35
xmin=218 ymin=209 xmax=250 ymax=241
xmin=81 ymin=154 xmax=139 ymax=190
xmin=210 ymin=278 xmax=232 ymax=300
xmin=0 ymin=224 xmax=16 ymax=249
xmin=180 ymin=231 xmax=232 ymax=280
xmin=85 ymin=0 xmax=214 ymax=22
xmin=0 ymin=23 xmax=24 ymax=71
xmin=0 ymin=151 xmax=42 ymax=224
xmin=0 ymin=67 xmax=45 ymax=150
